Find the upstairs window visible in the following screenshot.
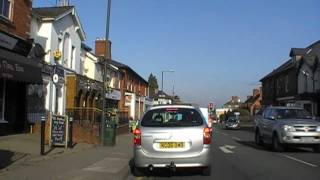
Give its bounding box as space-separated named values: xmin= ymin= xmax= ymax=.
xmin=0 ymin=0 xmax=12 ymax=19
xmin=285 ymin=75 xmax=289 ymax=93
xmin=70 ymin=46 xmax=75 ymax=69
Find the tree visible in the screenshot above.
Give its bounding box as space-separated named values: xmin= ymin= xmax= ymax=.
xmin=148 ymin=73 xmax=159 ymax=98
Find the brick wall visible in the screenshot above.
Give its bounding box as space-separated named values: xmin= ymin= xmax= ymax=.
xmin=0 ymin=0 xmax=32 ymax=40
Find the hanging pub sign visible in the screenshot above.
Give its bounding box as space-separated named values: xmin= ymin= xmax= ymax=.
xmin=50 ymin=115 xmax=68 ymax=148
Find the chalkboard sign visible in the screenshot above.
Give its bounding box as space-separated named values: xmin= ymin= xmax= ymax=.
xmin=51 ymin=115 xmax=66 ymax=146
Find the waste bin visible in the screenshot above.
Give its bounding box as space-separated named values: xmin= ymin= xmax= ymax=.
xmin=103 ymin=120 xmax=117 ymax=146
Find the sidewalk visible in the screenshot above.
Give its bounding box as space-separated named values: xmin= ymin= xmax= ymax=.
xmin=0 ymin=133 xmax=133 ymax=180
xmin=0 ymin=133 xmax=95 ymax=169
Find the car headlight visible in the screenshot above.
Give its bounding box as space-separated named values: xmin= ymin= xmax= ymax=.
xmin=316 ymin=126 xmax=320 ymax=132
xmin=283 ymin=125 xmax=296 ymax=132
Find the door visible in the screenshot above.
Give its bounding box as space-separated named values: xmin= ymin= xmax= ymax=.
xmin=264 ymin=109 xmax=277 ymax=139
xmin=260 ymin=109 xmax=270 ymax=136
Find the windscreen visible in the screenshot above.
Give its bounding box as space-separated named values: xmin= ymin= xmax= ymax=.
xmin=141 ymin=108 xmax=204 ymax=127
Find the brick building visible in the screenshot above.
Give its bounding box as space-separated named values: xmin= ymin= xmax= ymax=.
xmin=0 ymin=0 xmax=43 ymax=134
xmin=242 ymin=88 xmax=262 ymax=115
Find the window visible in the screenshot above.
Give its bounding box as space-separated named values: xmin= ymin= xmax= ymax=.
xmin=58 ymin=38 xmax=62 ymax=51
xmin=141 ymin=108 xmax=203 ymax=127
xmin=70 ymin=46 xmax=75 ymax=69
xmin=0 ymin=0 xmax=12 ymax=19
xmin=285 ymin=75 xmax=289 ymax=93
xmin=62 ymin=33 xmax=70 ymax=67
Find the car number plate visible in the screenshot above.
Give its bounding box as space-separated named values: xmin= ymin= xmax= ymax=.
xmin=160 ymin=142 xmax=185 ymax=149
xmin=301 ymin=137 xmax=314 ymax=141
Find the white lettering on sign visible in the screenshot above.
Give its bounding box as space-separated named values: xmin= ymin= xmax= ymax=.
xmin=0 ymin=60 xmax=24 ymax=73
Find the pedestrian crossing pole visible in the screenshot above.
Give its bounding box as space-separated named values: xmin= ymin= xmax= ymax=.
xmin=40 ymin=116 xmax=46 ymax=155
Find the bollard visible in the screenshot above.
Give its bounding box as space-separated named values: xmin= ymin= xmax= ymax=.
xmin=69 ymin=117 xmax=73 ymax=148
xmin=40 ymin=116 xmax=46 ymax=155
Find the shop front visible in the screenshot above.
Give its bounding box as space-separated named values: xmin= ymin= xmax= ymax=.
xmin=0 ymin=32 xmax=42 ymax=134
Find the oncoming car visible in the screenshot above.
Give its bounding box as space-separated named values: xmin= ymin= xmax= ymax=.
xmin=255 ymin=106 xmax=320 ymax=152
xmin=131 ymin=105 xmax=212 ymax=176
xmin=225 ymin=117 xmax=240 ymax=130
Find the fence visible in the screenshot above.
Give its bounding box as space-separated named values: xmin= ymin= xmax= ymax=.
xmin=66 ymin=107 xmax=129 ymax=126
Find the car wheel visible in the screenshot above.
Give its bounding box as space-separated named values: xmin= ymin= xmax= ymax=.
xmin=131 ymin=164 xmax=144 ymax=177
xmin=255 ymin=129 xmax=263 ymax=146
xmin=202 ymin=166 xmax=211 ymax=176
xmin=313 ymin=145 xmax=320 ymax=153
xmin=272 ymin=134 xmax=284 ymax=152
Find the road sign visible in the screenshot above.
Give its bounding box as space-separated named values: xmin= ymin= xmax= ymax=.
xmin=209 ymin=103 xmax=214 ymax=110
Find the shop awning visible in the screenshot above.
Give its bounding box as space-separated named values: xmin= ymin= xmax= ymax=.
xmin=0 ymin=48 xmax=42 ymax=83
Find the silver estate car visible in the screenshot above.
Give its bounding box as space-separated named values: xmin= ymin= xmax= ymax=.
xmin=132 ymin=105 xmax=212 ymax=176
xmin=254 ymin=106 xmax=320 ymax=152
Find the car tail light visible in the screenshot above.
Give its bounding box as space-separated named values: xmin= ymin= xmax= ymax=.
xmin=133 ymin=128 xmax=141 ymax=146
xmin=203 ymin=127 xmax=211 ymax=144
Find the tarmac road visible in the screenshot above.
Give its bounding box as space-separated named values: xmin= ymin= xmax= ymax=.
xmin=126 ymin=124 xmax=320 ymax=180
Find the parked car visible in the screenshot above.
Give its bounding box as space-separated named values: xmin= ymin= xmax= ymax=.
xmin=254 ymin=106 xmax=320 ymax=152
xmin=225 ymin=117 xmax=240 ymax=129
xmin=131 ymin=104 xmax=212 ymax=176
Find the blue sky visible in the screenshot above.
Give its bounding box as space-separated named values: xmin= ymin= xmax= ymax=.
xmin=34 ymin=0 xmax=320 ymax=107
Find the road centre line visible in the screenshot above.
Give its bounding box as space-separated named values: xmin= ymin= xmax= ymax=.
xmin=282 ymin=155 xmax=318 ymax=168
xmin=232 ymin=136 xmax=241 ymax=141
xmin=219 ymin=146 xmax=234 ymax=154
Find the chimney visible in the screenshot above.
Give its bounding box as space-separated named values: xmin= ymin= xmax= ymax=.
xmin=57 ymin=0 xmax=69 ymax=6
xmin=253 ymin=89 xmax=260 ymax=97
xmin=95 ymin=38 xmax=112 ymax=60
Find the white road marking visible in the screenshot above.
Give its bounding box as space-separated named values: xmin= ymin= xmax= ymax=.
xmin=282 ymin=155 xmax=318 ymax=167
xmin=232 ymin=136 xmax=241 ymax=141
xmin=221 ymin=132 xmax=229 ymax=136
xmin=219 ymin=145 xmax=236 ymax=154
xmin=225 ymin=145 xmax=236 ymax=149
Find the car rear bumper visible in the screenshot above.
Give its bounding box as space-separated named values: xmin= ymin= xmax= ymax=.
xmin=134 ymin=147 xmax=211 ymax=168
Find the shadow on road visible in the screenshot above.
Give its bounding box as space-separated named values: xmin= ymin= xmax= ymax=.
xmin=0 ymin=149 xmax=14 ymax=169
xmin=239 ymin=126 xmax=254 ymax=133
xmin=129 ymin=158 xmax=207 ymax=178
xmin=138 ymin=168 xmax=204 ymax=178
xmin=235 ymin=140 xmax=313 ymax=153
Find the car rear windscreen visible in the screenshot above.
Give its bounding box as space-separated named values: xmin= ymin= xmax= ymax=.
xmin=141 ymin=108 xmax=204 ymax=127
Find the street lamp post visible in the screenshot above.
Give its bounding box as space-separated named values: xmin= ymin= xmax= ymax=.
xmin=101 ymin=0 xmax=112 ymax=146
xmin=161 ymin=70 xmax=174 ymax=92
